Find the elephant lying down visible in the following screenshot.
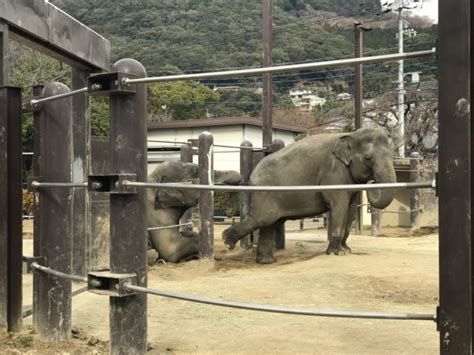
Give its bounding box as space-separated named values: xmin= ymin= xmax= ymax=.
xmin=222 ymin=128 xmax=397 ymax=264
xmin=147 ymin=161 xmax=241 ymax=262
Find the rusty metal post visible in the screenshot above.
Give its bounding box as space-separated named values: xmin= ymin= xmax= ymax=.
xmin=198 ymin=132 xmax=214 ymax=259
xmin=34 ymin=82 xmax=73 ymax=341
xmin=438 ymin=0 xmax=472 ymax=352
xmin=0 ymin=86 xmax=22 ymax=332
xmin=31 ymin=84 xmax=43 ymax=333
xmin=251 ymin=149 xmax=265 ymax=244
xmin=239 ymin=140 xmax=253 ymax=249
xmin=271 ymin=139 xmax=285 ymax=250
xmin=71 ymin=68 xmax=91 ymax=276
xmin=262 ymin=0 xmax=273 ymax=148
xmin=109 ymin=59 xmax=148 ymax=354
xmin=180 ymin=143 xmax=194 ymax=234
xmin=409 ymin=153 xmax=420 ymax=228
xmin=354 ymin=23 xmax=371 ymax=235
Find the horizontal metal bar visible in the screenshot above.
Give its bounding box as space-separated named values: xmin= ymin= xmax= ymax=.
xmin=31 ymin=181 xmax=88 ymax=188
xmin=124 ymin=283 xmax=436 ymax=321
xmin=122 ymin=180 xmax=435 ymax=193
xmin=22 ymin=285 xmax=88 ymax=319
xmin=30 ymin=262 xmax=87 ymax=283
xmin=22 ymin=152 xmax=34 ymax=156
xmin=30 ymin=87 xmax=88 ymax=107
xmin=147 ymin=139 xmax=260 ymax=150
xmin=147 ymin=222 xmax=194 ymax=231
xmin=124 ymin=49 xmax=435 ymax=85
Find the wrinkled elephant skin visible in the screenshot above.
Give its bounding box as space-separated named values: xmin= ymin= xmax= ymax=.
xmin=222 ymin=128 xmax=396 ymax=263
xmin=147 ymin=161 xmax=240 ymax=262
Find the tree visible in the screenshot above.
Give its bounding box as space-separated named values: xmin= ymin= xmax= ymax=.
xmin=148 ymin=81 xmax=220 ymax=121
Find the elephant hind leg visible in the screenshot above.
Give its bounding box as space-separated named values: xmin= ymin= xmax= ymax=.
xmin=222 ymin=214 xmax=276 ymax=250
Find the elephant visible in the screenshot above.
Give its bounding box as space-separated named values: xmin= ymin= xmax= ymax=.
xmin=222 ymin=128 xmax=396 ymax=264
xmin=147 ymin=161 xmax=241 ymax=263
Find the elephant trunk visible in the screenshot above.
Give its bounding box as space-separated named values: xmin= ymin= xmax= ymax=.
xmin=366 ymin=161 xmax=397 ymax=210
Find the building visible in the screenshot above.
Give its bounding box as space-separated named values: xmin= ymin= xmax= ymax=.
xmin=147 ymin=117 xmax=307 ymax=173
xmin=289 ymin=88 xmax=326 ymax=110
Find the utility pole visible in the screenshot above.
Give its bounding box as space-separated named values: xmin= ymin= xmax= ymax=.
xmin=262 ymin=0 xmax=273 ymax=149
xmin=354 ymin=22 xmax=371 ymax=235
xmin=397 ymin=5 xmax=405 ymax=157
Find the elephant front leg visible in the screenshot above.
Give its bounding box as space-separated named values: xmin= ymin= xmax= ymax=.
xmin=256 ymin=225 xmax=276 ymax=264
xmin=325 ymin=199 xmax=350 ymax=256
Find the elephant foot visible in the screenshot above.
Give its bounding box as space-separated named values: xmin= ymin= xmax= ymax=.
xmin=326 ymin=240 xmax=349 ymax=256
xmin=222 ymin=229 xmax=239 ymax=250
xmin=256 ymin=255 xmax=276 ymax=264
xmin=342 ymin=242 xmax=352 ymax=253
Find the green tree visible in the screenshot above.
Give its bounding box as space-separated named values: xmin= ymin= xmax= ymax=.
xmin=148 ymin=81 xmax=220 ymax=121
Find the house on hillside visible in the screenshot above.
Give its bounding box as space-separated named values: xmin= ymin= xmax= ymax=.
xmin=147 ymin=117 xmax=306 ymax=173
xmin=289 ymin=88 xmax=326 ymax=111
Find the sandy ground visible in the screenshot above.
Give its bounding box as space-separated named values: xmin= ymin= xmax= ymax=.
xmin=13 ymin=220 xmax=439 ymax=354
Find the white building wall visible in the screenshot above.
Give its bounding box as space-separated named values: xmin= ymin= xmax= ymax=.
xmin=147 ymin=124 xmax=300 ymax=174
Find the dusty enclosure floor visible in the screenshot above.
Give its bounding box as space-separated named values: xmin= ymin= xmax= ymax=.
xmin=16 ymin=221 xmax=439 ymax=354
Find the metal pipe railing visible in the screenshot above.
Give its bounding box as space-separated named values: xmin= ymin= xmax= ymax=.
xmin=122 ymin=180 xmax=435 ymax=192
xmin=30 ymin=181 xmax=88 ymax=188
xmin=30 ymin=87 xmax=88 ymax=107
xmin=30 ymin=262 xmax=87 ymax=283
xmin=147 ymin=222 xmax=194 ymax=231
xmin=123 ymin=283 xmax=436 ymax=322
xmin=124 ymin=49 xmax=435 ymax=85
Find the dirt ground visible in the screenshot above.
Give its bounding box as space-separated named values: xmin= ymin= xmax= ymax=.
xmin=12 ymin=220 xmax=439 ymax=354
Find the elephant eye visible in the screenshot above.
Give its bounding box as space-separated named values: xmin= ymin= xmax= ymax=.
xmin=365 ymin=155 xmax=373 ymax=163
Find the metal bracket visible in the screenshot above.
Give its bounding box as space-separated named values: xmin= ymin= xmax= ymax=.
xmin=88 ymin=174 xmax=137 ymax=194
xmin=87 ymin=72 xmax=137 ymax=96
xmin=87 ymin=271 xmax=137 ymax=297
xmin=22 ymin=256 xmax=43 ymax=274
xmin=434 ymin=172 xmax=439 ymax=197
xmin=27 ymin=176 xmax=42 ymax=191
xmin=435 ymin=305 xmax=440 ymax=330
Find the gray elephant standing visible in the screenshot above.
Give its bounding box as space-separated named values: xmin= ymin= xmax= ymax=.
xmin=147 ymin=161 xmax=240 ymax=262
xmin=223 ymin=128 xmax=396 ymax=263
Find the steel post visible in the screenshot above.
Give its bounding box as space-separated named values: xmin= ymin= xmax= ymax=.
xmin=262 ymin=0 xmax=273 ymax=148
xmin=34 ymin=82 xmax=73 ymax=341
xmin=31 ymin=84 xmax=43 ymax=333
xmin=109 ymin=59 xmax=148 ymax=355
xmin=0 ymin=87 xmax=22 ymax=332
xmin=71 ymin=68 xmax=91 ymax=276
xmin=239 ymin=140 xmax=253 ymax=249
xmin=409 ymin=153 xmax=420 ymax=227
xmin=438 ymin=0 xmax=473 ymax=352
xmin=198 ymin=132 xmax=214 ymax=259
xmin=271 ymin=139 xmax=285 ymax=250
xmin=180 ymin=143 xmax=194 ymax=234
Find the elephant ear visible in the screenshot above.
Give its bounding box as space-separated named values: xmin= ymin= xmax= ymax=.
xmin=332 ymin=135 xmax=353 ymax=166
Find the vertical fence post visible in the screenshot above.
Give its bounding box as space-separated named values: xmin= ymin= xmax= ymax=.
xmin=71 ymin=68 xmax=91 ymax=276
xmin=239 ymin=140 xmax=253 ymax=249
xmin=31 ymin=85 xmax=43 ymax=333
xmin=438 ymin=0 xmax=472 ymax=351
xmin=0 ymin=86 xmax=22 ymax=332
xmin=271 ymin=139 xmax=286 ymax=250
xmin=34 ymin=82 xmax=73 ymax=341
xmin=180 ymin=143 xmax=194 ymax=234
xmin=109 ymin=59 xmax=148 ymax=354
xmin=409 ymin=153 xmax=420 ymax=228
xmin=198 ymin=132 xmax=214 ymax=259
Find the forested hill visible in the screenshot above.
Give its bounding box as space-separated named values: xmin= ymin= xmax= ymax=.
xmin=51 ymin=0 xmax=435 ymax=78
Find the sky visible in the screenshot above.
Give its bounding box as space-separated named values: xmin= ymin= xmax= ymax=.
xmin=381 ymin=0 xmax=438 ymax=23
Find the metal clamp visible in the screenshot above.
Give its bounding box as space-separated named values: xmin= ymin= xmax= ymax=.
xmin=88 ymin=72 xmax=137 ymax=96
xmin=22 ymin=256 xmax=43 ymax=274
xmin=88 ymin=174 xmax=137 ymax=194
xmin=87 ymin=270 xmax=138 ymax=297
xmin=27 ymin=176 xmax=42 ymax=191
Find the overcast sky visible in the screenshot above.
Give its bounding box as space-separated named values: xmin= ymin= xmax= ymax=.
xmin=381 ymin=0 xmax=438 ymax=23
